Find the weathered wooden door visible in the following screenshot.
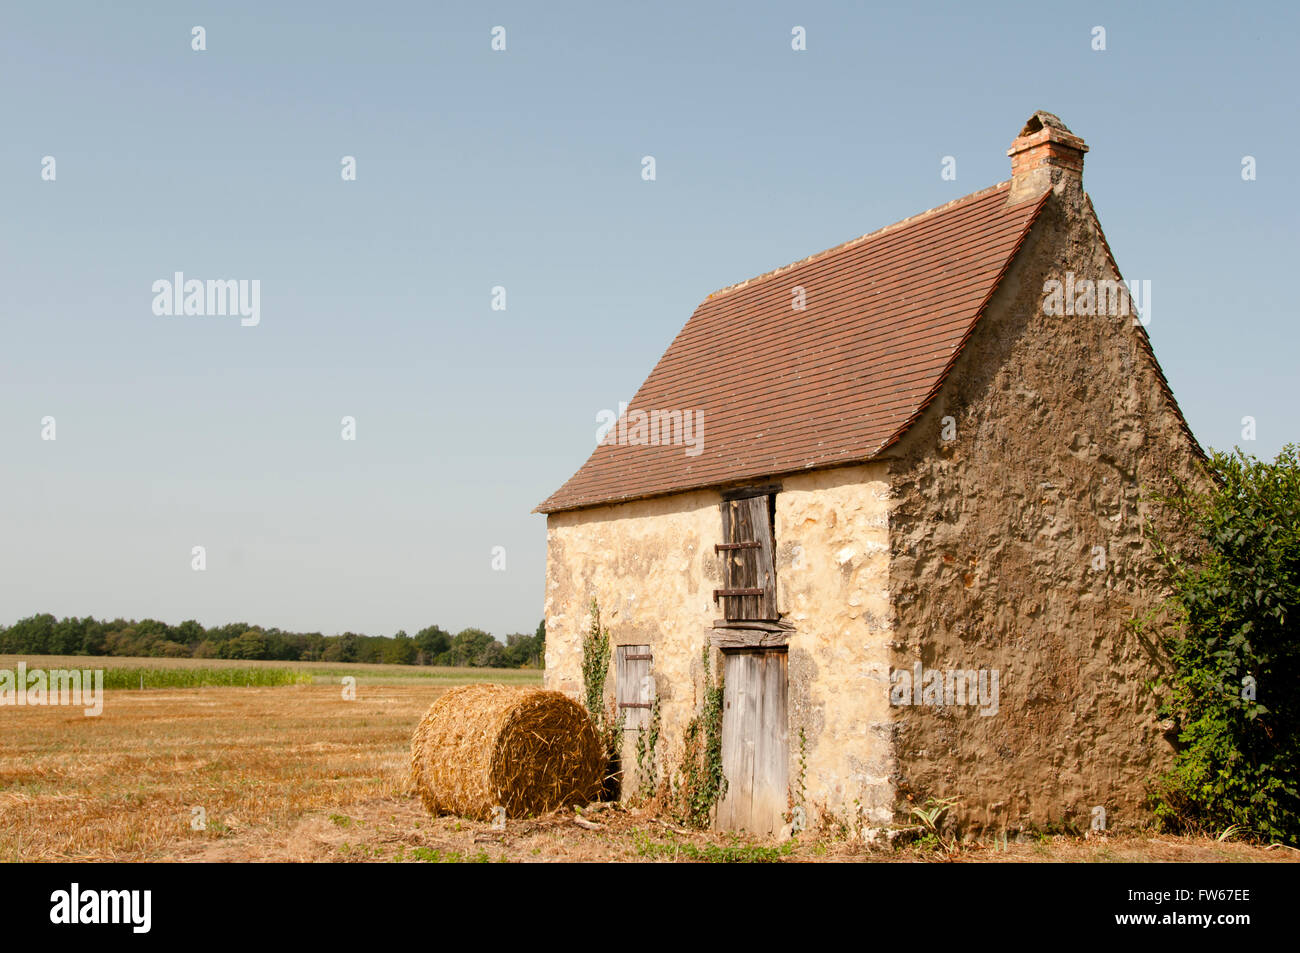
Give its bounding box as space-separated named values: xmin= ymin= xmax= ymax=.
xmin=716 ymin=649 xmax=788 ymax=834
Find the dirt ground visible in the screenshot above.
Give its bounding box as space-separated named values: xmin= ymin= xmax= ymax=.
xmin=169 ymin=794 xmax=1299 ymax=864
xmin=0 ymin=678 xmax=1294 ymax=863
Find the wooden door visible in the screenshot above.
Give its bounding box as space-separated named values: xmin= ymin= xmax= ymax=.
xmin=716 ymin=649 xmax=788 ymax=834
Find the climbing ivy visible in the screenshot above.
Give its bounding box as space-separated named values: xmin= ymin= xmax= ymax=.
xmin=581 ymin=598 xmax=611 ymax=720
xmin=671 ymin=645 xmax=727 ymax=829
xmin=581 ymin=598 xmax=623 ymax=797
xmin=633 ymin=696 xmax=661 ymax=802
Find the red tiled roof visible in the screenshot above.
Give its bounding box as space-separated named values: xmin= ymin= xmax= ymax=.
xmin=536 ymin=182 xmax=1049 ymax=514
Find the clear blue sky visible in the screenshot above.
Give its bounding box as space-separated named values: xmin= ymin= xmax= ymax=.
xmin=2 ymin=1 xmax=1295 ymax=639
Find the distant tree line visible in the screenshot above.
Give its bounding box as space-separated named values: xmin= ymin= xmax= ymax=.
xmin=0 ymin=614 xmax=546 ymax=668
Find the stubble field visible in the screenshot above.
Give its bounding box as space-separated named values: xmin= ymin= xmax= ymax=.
xmin=0 ymin=655 xmax=1293 ymax=863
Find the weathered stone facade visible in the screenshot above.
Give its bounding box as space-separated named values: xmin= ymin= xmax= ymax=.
xmin=883 ymin=172 xmax=1206 ymax=836
xmin=543 ymin=464 xmax=895 ymax=826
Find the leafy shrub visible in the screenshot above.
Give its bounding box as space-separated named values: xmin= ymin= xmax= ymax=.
xmin=1151 ymin=445 xmax=1300 ymax=843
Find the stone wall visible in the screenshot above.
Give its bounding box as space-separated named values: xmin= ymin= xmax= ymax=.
xmin=883 ymin=181 xmax=1207 ymax=836
xmin=543 ymin=463 xmax=894 ymax=824
xmin=774 ymin=465 xmax=894 ymax=827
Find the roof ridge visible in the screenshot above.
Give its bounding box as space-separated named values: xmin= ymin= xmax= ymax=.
xmin=705 ymin=180 xmax=1013 ymax=301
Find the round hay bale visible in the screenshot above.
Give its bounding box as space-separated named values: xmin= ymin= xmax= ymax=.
xmin=410 ymin=684 xmax=604 ymax=820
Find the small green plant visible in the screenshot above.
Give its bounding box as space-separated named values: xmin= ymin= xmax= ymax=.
xmin=339 ymin=841 xmax=387 ymax=859
xmin=632 ymin=830 xmax=791 ymax=863
xmin=1216 ymin=824 xmax=1250 ymax=843
xmin=328 ymin=813 xmax=353 ymax=828
xmin=908 ymin=796 xmax=960 ymax=853
xmin=396 ymin=846 xmax=490 ymax=863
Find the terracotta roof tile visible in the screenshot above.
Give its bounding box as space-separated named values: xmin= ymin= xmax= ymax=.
xmin=536 ymin=182 xmax=1049 ymax=514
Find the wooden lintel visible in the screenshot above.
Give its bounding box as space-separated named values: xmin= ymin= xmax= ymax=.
xmin=720 ymin=483 xmax=782 ymax=502
xmin=709 ymin=628 xmax=791 ymax=650
xmin=709 ymin=619 xmax=795 ymax=650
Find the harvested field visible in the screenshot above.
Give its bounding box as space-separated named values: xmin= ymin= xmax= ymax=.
xmin=0 ymin=681 xmax=432 ymax=861
xmin=0 ymin=660 xmax=1293 ymax=862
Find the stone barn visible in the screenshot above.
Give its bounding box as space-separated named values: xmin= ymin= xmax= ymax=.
xmin=535 ymin=112 xmax=1205 ymax=838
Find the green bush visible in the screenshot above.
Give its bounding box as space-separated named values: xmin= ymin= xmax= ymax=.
xmin=1152 ymin=445 xmax=1300 ymax=844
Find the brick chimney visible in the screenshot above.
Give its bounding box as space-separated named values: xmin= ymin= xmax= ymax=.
xmin=1007 ymin=111 xmax=1088 ymax=204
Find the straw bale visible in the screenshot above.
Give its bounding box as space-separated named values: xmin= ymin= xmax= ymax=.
xmin=410 ymin=684 xmax=604 ymax=820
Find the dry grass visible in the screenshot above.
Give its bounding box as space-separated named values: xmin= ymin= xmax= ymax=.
xmin=0 ymin=666 xmax=1295 ymax=862
xmin=163 ymin=798 xmax=1300 ymax=864
xmin=0 ymin=682 xmax=436 ymax=861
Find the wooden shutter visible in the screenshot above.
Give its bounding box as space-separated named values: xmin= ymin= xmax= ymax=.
xmin=715 ymin=495 xmax=778 ymax=621
xmin=615 ymin=645 xmax=654 ymax=730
